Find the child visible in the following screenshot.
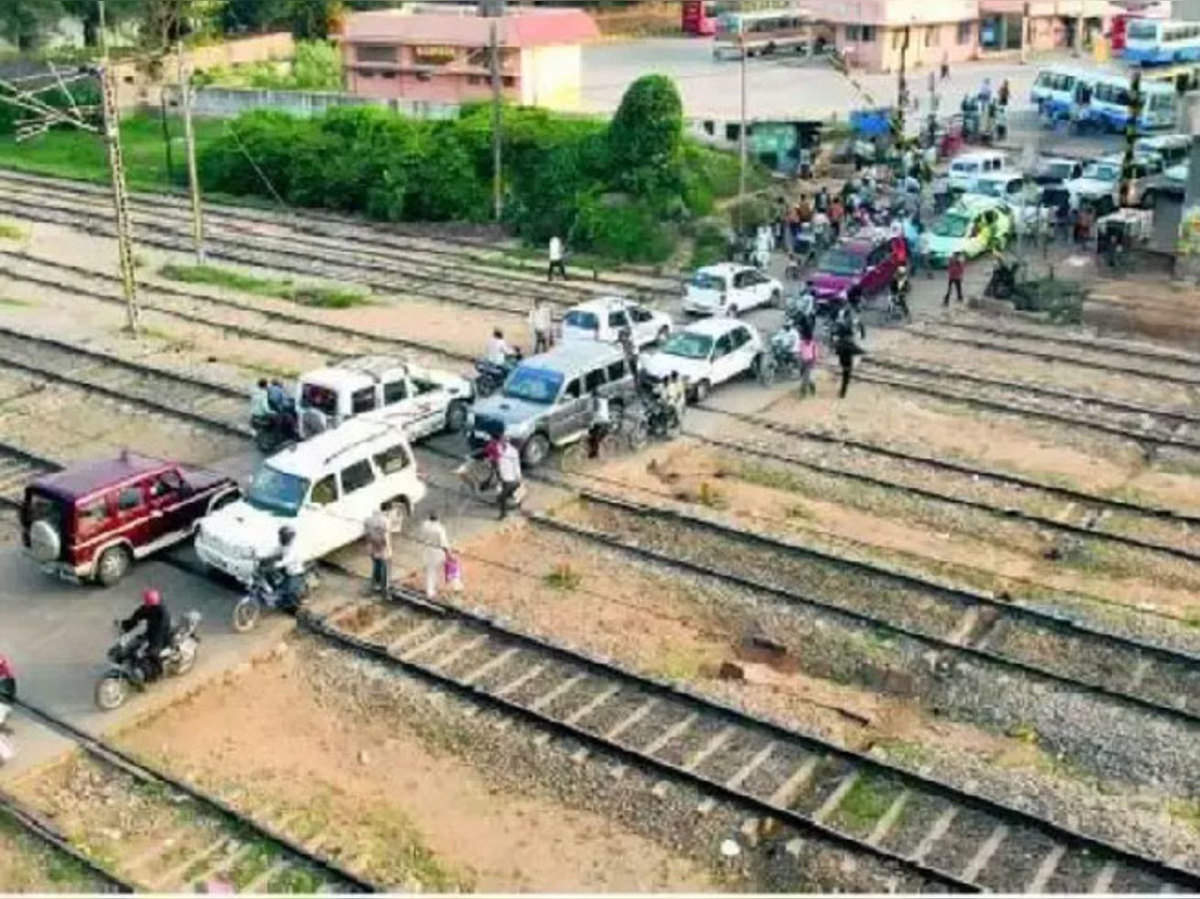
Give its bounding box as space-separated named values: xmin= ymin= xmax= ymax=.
xmin=798 ymin=325 xmax=818 ymax=397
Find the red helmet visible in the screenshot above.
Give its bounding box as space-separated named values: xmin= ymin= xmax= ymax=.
xmin=142 ymin=589 xmax=162 ymax=607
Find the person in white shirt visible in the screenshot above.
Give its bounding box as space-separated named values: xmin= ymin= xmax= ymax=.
xmin=364 ymin=505 xmax=392 ymax=596
xmin=249 ymin=379 xmax=271 ymax=421
xmin=548 ymin=235 xmax=567 ymax=281
xmin=485 ymin=328 xmax=513 ymax=366
xmin=270 ymin=525 xmax=306 ymax=612
xmin=528 ymin=298 xmax=553 ymax=353
xmin=587 ymin=389 xmax=611 ymax=458
xmin=496 ymin=435 xmax=522 ymax=520
xmin=419 ymin=512 xmax=450 ymax=600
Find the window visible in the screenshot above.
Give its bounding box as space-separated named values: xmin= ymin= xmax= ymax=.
xmin=383 ymin=380 xmax=408 ymax=404
xmin=150 ymin=470 xmax=182 ymax=499
xmin=502 ymin=76 xmax=516 ymax=87
xmin=76 ymin=498 xmax=108 ymax=538
xmin=725 ymin=123 xmax=740 ymax=142
xmin=729 ymin=327 xmax=751 ymax=349
xmin=630 ymin=306 xmax=652 ymax=323
xmin=563 ymin=378 xmax=582 ymax=400
xmin=412 ymin=378 xmax=437 ymax=395
xmin=359 ymin=71 xmax=376 ymax=79
xmin=703 ymin=120 xmax=715 ymax=135
xmin=607 ymin=360 xmax=627 ymax=381
xmin=117 ymin=485 xmax=144 ymax=512
xmin=584 ymin=368 xmax=606 ymax=392
xmin=351 ymin=387 xmax=377 ymax=415
xmin=958 ymin=21 xmax=973 ymax=44
xmin=713 ymin=335 xmax=733 ymax=357
xmin=468 ymin=75 xmax=484 ymax=85
xmin=373 ymin=444 xmax=411 ymax=475
xmin=381 ymin=71 xmax=397 ymax=79
xmin=846 ymin=24 xmax=875 ymax=42
xmin=357 ymin=45 xmax=398 ymax=63
xmin=340 ymin=460 xmax=375 ymax=494
xmin=608 ymin=311 xmax=630 ymax=329
xmin=310 ymin=475 xmax=338 ymax=506
xmin=925 ymin=26 xmax=938 ymax=47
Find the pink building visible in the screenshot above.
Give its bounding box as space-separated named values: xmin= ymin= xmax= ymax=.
xmin=340 ymin=8 xmax=599 ymax=109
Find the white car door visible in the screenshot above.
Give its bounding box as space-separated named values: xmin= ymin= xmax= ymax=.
xmin=335 ymin=457 xmax=379 ymax=548
xmin=629 ymin=305 xmax=659 ymax=346
xmin=709 ymin=331 xmax=739 ymax=386
xmin=730 ymin=326 xmax=758 ymax=376
xmin=407 ymin=375 xmax=449 ymax=440
xmin=608 ymin=309 xmax=632 ymax=343
xmin=299 ymin=473 xmax=349 ymax=561
xmin=728 ymin=271 xmax=752 ymax=313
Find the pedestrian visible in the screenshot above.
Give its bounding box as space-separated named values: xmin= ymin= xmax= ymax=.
xmin=548 ymin=234 xmax=567 ymax=281
xmin=829 ymin=196 xmax=844 ymax=239
xmin=978 ymin=77 xmax=992 ymax=104
xmin=528 ymin=297 xmax=553 ymax=354
xmin=998 ymin=78 xmax=1010 ymax=107
xmin=618 ymin=326 xmax=639 ymax=384
xmin=798 ymin=326 xmax=818 ymax=397
xmin=814 ymin=184 xmax=829 ymax=214
xmin=364 ymin=503 xmax=391 ymax=597
xmin=917 ymin=225 xmax=931 ymax=278
xmin=420 ymin=512 xmax=450 ymax=600
xmin=496 ymin=434 xmax=523 ymax=520
xmin=940 ymin=50 xmax=949 ymax=80
xmin=832 ymin=308 xmax=863 ymax=399
xmin=944 ymin=251 xmax=965 ymax=305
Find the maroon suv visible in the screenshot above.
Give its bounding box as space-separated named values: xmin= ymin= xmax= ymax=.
xmin=21 ymin=453 xmax=238 ymax=586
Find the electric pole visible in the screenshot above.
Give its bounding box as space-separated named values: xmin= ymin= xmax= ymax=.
xmin=891 ymin=24 xmax=910 ymax=170
xmin=489 ymin=18 xmax=502 ymax=221
xmin=177 ymin=41 xmax=205 ymax=263
xmin=737 ymin=12 xmax=747 ymax=231
xmin=1119 ymin=70 xmax=1143 ymax=208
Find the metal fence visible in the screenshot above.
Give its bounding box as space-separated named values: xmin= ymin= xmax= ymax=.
xmin=173 ymin=85 xmax=459 ymax=121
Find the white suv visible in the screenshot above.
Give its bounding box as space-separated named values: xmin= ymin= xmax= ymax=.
xmin=196 ymin=419 xmax=426 ymax=584
xmin=642 ymin=317 xmax=767 ymax=403
xmin=682 ymin=263 xmax=782 ymax=316
xmin=296 ymin=355 xmax=473 ymax=440
xmin=560 ymin=297 xmax=672 ymax=347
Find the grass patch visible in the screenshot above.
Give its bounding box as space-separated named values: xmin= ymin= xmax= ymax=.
xmin=696 ymin=481 xmax=727 ymax=509
xmin=0 ymin=221 xmax=25 ymax=240
xmin=235 ymin=358 xmax=302 ymax=380
xmin=831 ymin=774 xmax=904 ymax=833
xmin=543 ymin=562 xmax=582 ymax=591
xmin=874 ymin=738 xmax=934 ymax=769
xmin=0 ymin=814 xmax=101 ymax=890
xmin=649 ymin=645 xmax=710 ymax=682
xmin=1169 ymin=798 xmax=1200 ymax=835
xmin=160 ymin=263 xmax=369 ymax=308
xmin=0 ymin=295 xmax=32 ymax=307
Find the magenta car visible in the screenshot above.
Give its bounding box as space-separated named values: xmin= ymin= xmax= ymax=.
xmin=808 ymin=232 xmax=899 ymax=305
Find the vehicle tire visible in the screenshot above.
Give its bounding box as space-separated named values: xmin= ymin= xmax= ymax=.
xmin=28 ymin=520 xmax=60 ymax=563
xmin=756 ymin=354 xmax=777 ymax=387
xmin=444 ymin=400 xmax=469 ymax=433
xmin=692 ymin=380 xmax=711 ymax=404
xmin=165 ymin=639 xmax=198 ymax=676
xmin=769 ymin=288 xmax=782 ymax=308
xmin=993 ymin=278 xmax=1013 ymax=300
xmin=94 ymin=675 xmax=129 ymax=711
xmin=95 ymin=546 xmax=130 ymax=587
xmin=254 ymin=428 xmax=277 ymax=453
xmin=232 ymin=597 xmax=261 ymax=633
xmin=656 ymin=325 xmax=670 ymax=344
xmin=623 ymin=417 xmax=650 ymax=452
xmin=557 ymin=440 xmax=587 ymax=473
xmin=522 ymin=432 xmax=551 ymax=468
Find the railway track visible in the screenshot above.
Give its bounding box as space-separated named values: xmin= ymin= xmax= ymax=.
xmin=904 ymin=323 xmax=1200 ymax=389
xmin=857 ymin=357 xmax=1200 ymax=452
xmin=0 ymin=168 xmax=680 ymax=300
xmin=549 ymin=490 xmax=1200 ymax=726
xmin=0 ymin=251 xmax=475 ymax=367
xmin=302 ymin=579 xmax=1200 ymax=893
xmin=0 ymin=441 xmax=59 ymax=508
xmin=8 ymin=699 xmax=377 ymax=893
xmin=0 ymin=326 xmax=250 ymax=439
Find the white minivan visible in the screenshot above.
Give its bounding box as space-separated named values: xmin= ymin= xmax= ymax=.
xmin=948 ymin=151 xmax=1007 ymax=192
xmin=195 ymin=419 xmax=426 ymax=584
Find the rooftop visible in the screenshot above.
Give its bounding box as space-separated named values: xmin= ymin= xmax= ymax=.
xmin=342 ymin=8 xmax=600 ymax=48
xmin=32 ymin=453 xmax=172 ymax=500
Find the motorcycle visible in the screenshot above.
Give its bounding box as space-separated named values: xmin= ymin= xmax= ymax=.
xmin=251 ymin=409 xmax=299 ymax=454
xmin=767 ymin=329 xmax=803 ymax=381
xmin=984 ymin=256 xmax=1021 ymax=300
xmin=473 ymin=349 xmax=522 ymax=399
xmin=94 ymin=611 xmax=202 ymax=711
xmin=232 ymin=560 xmax=318 ymax=633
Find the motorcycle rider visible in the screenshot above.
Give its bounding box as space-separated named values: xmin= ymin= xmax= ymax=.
xmin=249 ymin=379 xmax=272 ymax=426
xmin=486 ymin=329 xmax=514 ymax=366
xmin=587 ymin=388 xmax=611 ymax=458
xmin=0 ymin=654 xmax=13 ymax=703
xmin=268 ymin=525 xmax=306 ymax=613
xmin=120 ymin=589 xmax=171 ymax=682
xmin=888 ymin=265 xmax=912 ymax=320
xmin=665 ymin=371 xmax=686 ymax=424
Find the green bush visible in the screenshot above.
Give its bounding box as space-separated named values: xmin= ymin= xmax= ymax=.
xmin=575 ymin=194 xmax=676 ymax=263
xmin=690 ymin=220 xmax=729 ymax=269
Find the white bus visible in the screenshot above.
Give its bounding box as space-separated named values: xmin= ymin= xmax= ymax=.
xmin=1124 ymin=18 xmax=1200 ymax=65
xmin=1080 ymin=72 xmax=1177 ymax=131
xmin=713 ymin=9 xmax=815 ymax=59
xmin=1030 ymin=65 xmax=1091 ymax=119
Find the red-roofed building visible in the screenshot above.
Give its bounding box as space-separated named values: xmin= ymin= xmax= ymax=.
xmin=340 ymin=7 xmax=599 ymax=109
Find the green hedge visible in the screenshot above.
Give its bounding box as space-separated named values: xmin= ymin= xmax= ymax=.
xmin=195 ymin=76 xmax=747 ymax=262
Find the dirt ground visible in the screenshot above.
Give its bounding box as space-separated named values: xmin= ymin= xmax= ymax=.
xmin=0 ymin=814 xmax=101 ymax=892
xmin=113 ymin=641 xmax=718 ymax=893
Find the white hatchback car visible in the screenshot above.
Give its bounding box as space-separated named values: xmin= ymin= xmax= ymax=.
xmin=682 ymin=263 xmax=782 ymax=317
xmin=642 ymin=317 xmax=767 ymax=402
xmin=195 ymin=419 xmax=426 ymax=584
xmin=560 ymin=297 xmax=672 ymax=347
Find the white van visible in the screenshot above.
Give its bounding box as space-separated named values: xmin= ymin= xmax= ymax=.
xmin=195 ymin=419 xmax=426 ymax=584
xmin=296 ymin=355 xmax=473 ymax=440
xmin=948 ymin=151 xmax=1006 ymax=192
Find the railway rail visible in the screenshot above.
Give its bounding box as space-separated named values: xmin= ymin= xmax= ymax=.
xmin=856 ymin=357 xmax=1200 ymax=453
xmin=0 ymin=326 xmax=250 ymax=439
xmin=0 ymin=441 xmax=59 ymax=508
xmin=549 ymin=490 xmax=1200 ymax=726
xmin=0 ymin=251 xmax=474 ymax=367
xmin=0 ymin=168 xmax=680 ymax=300
xmin=7 ymin=699 xmax=377 ymax=893
xmin=301 ymin=577 xmax=1200 ymax=894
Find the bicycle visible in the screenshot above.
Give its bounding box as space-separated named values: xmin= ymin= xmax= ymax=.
xmin=557 ymin=415 xmax=648 ymax=473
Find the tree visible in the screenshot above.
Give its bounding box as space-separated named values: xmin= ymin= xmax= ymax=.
xmin=285 ymin=0 xmax=342 ymax=39
xmin=60 ymin=0 xmax=141 ymax=47
xmin=0 ymin=0 xmax=67 ymax=50
xmin=606 ymin=74 xmax=684 ymax=199
xmin=219 ymin=0 xmax=288 ymax=33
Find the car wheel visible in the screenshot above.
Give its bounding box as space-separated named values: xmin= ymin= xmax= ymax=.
xmin=692 ymin=380 xmax=711 ymax=404
xmin=756 ymin=353 xmax=776 ymax=387
xmin=522 ymin=433 xmax=551 ymax=468
xmin=95 ymin=546 xmax=130 ymax=587
xmin=444 ymin=400 xmax=469 ymax=433
xmin=232 ymin=597 xmax=260 ymax=633
xmin=94 ymin=675 xmax=129 ymax=711
xmin=769 ymin=289 xmax=782 ymax=308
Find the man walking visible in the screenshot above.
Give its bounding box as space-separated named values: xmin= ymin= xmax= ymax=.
xmin=548 ymin=235 xmax=567 ymax=281
xmin=528 ymin=298 xmax=553 ymax=354
xmin=832 ymin=308 xmax=863 ymax=399
xmin=364 ymin=503 xmax=391 ymax=597
xmin=944 ymin=251 xmax=965 ymax=305
xmin=496 ymin=434 xmax=522 ymax=520
xmin=420 ymin=512 xmax=450 ymax=600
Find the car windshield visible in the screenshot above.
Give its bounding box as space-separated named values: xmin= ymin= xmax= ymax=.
xmin=690 ymin=272 xmax=725 ymax=291
xmin=502 ymin=365 xmax=563 ymax=404
xmin=661 ymin=331 xmax=714 ymax=359
xmin=816 ymin=247 xmax=865 ymax=276
xmin=1042 ymin=161 xmax=1072 ymax=178
xmin=1081 ymin=162 xmax=1119 ymax=182
xmin=1127 ymin=21 xmax=1157 ymax=39
xmin=299 ymin=382 xmax=337 ymax=416
xmin=932 ymin=213 xmax=970 ymax=238
xmin=564 ymin=310 xmax=599 ymax=331
xmin=973 ymin=181 xmax=1003 ymax=197
xmin=246 ymin=465 xmax=309 ymax=517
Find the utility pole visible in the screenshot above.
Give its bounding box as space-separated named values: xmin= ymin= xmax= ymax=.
xmin=1119 ymin=69 xmax=1143 ymax=208
xmin=1020 ymin=1 xmax=1030 ymax=64
xmin=489 ymin=18 xmax=502 ymax=221
xmin=737 ymin=12 xmax=747 ymax=230
xmin=177 ymin=41 xmax=205 ymax=263
xmin=97 ymin=0 xmax=139 ymax=335
xmin=891 ymin=24 xmax=910 ymax=168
